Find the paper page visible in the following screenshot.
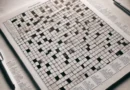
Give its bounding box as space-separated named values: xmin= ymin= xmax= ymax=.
xmin=0 ymin=0 xmax=130 ymax=90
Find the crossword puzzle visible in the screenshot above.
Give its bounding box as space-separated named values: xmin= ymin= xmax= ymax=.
xmin=4 ymin=0 xmax=130 ymax=90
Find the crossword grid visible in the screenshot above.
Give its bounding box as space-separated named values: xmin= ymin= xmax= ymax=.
xmin=4 ymin=0 xmax=130 ymax=90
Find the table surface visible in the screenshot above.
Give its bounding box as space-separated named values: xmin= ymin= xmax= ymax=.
xmin=0 ymin=0 xmax=130 ymax=90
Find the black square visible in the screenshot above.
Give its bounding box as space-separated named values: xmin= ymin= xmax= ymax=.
xmin=34 ymin=14 xmax=38 ymax=18
xmin=64 ymin=60 xmax=69 ymax=64
xmin=66 ymin=22 xmax=70 ymax=26
xmin=26 ymin=49 xmax=30 ymax=53
xmin=75 ymin=58 xmax=80 ymax=62
xmin=106 ymin=38 xmax=110 ymax=41
xmin=63 ymin=53 xmax=69 ymax=59
xmin=22 ymin=13 xmax=26 ymax=16
xmin=122 ymin=38 xmax=124 ymax=40
xmin=45 ymin=5 xmax=49 ymax=9
xmin=60 ymin=87 xmax=65 ymax=90
xmin=116 ymin=50 xmax=123 ymax=56
xmin=97 ymin=57 xmax=102 ymax=62
xmin=96 ymin=32 xmax=100 ymax=36
xmin=50 ymin=19 xmax=54 ymax=22
xmin=85 ymin=20 xmax=89 ymax=25
xmin=57 ymin=21 xmax=61 ymax=25
xmin=61 ymin=72 xmax=66 ymax=77
xmin=36 ymin=29 xmax=41 ymax=32
xmin=37 ymin=65 xmax=41 ymax=69
xmin=81 ymin=64 xmax=85 ymax=68
xmin=38 ymin=48 xmax=43 ymax=52
xmin=52 ymin=55 xmax=57 ymax=59
xmin=46 ymin=16 xmax=50 ymax=19
xmin=92 ymin=16 xmax=96 ymax=20
xmin=28 ymin=40 xmax=33 ymax=44
xmin=76 ymin=9 xmax=82 ymax=12
xmin=26 ymin=23 xmax=30 ymax=26
xmin=108 ymin=49 xmax=113 ymax=53
xmin=46 ymin=71 xmax=51 ymax=76
xmin=33 ymin=59 xmax=37 ymax=63
xmin=84 ymin=73 xmax=88 ymax=78
xmin=109 ymin=32 xmax=112 ymax=36
xmin=31 ymin=11 xmax=35 ymax=14
xmin=58 ymin=40 xmax=63 ymax=44
xmin=63 ymin=16 xmax=67 ymax=19
xmin=86 ymin=47 xmax=90 ymax=51
xmin=54 ymin=0 xmax=58 ymax=4
xmin=43 ymin=20 xmax=47 ymax=23
xmin=42 ymin=9 xmax=45 ymax=13
xmin=55 ymin=76 xmax=60 ymax=81
xmin=117 ymin=41 xmax=121 ymax=45
xmin=86 ymin=56 xmax=90 ymax=60
xmin=122 ymin=42 xmax=128 ymax=46
xmin=86 ymin=44 xmax=90 ymax=47
xmin=48 ymin=49 xmax=52 ymax=53
xmin=43 ymin=38 xmax=48 ymax=42
xmin=56 ymin=28 xmax=60 ymax=32
xmin=85 ymin=32 xmax=89 ymax=35
xmin=40 ymin=33 xmax=44 ymax=37
xmin=107 ymin=43 xmax=111 ymax=47
xmin=46 ymin=63 xmax=50 ymax=67
xmin=48 ymin=39 xmax=52 ymax=43
xmin=75 ymin=20 xmax=79 ymax=24
xmin=35 ymin=15 xmax=38 ymax=18
xmin=66 ymin=78 xmax=72 ymax=83
xmin=33 ymin=21 xmax=37 ymax=25
xmin=38 ymin=60 xmax=43 ymax=64
xmin=83 ymin=37 xmax=86 ymax=41
xmin=100 ymin=23 xmax=104 ymax=27
xmin=21 ymin=18 xmax=25 ymax=22
xmin=30 ymin=18 xmax=33 ymax=21
xmin=37 ymin=41 xmax=42 ymax=45
xmin=82 ymin=27 xmax=86 ymax=31
xmin=91 ymin=66 xmax=96 ymax=70
xmin=34 ymin=14 xmax=38 ymax=17
xmin=56 ymin=48 xmax=60 ymax=53
xmin=49 ymin=27 xmax=55 ymax=32
xmin=68 ymin=49 xmax=75 ymax=54
xmin=75 ymin=31 xmax=79 ymax=35
xmin=85 ymin=7 xmax=89 ymax=10
xmin=31 ymin=34 xmax=37 ymax=38
xmin=80 ymin=13 xmax=84 ymax=16
xmin=17 ymin=24 xmax=21 ymax=27
xmin=40 ymin=16 xmax=44 ymax=19
xmin=65 ymin=56 xmax=69 ymax=59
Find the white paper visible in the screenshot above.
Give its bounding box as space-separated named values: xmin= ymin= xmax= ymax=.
xmin=0 ymin=0 xmax=130 ymax=90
